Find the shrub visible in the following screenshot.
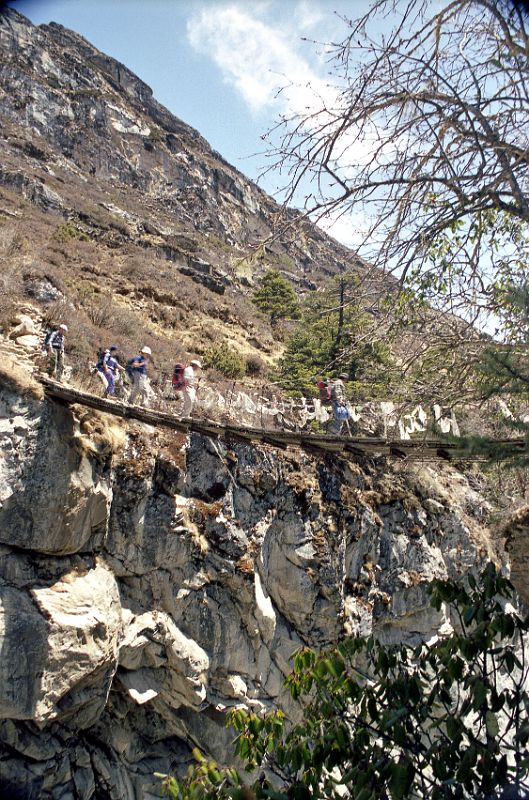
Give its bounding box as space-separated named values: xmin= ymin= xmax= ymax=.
xmin=203 ymin=342 xmax=245 ymax=379
xmin=148 ymin=125 xmax=165 ymax=143
xmin=54 ymin=221 xmax=90 ymax=243
xmin=42 ymin=299 xmax=71 ymax=329
xmin=275 ymin=279 xmax=397 ymax=397
xmin=245 ymin=354 xmax=265 ymax=376
xmin=159 ymin=564 xmax=529 ymax=800
xmin=83 ymin=295 xmax=114 ymax=328
xmin=47 ymin=73 xmax=60 ymax=89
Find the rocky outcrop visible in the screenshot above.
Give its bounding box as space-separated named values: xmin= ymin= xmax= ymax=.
xmin=0 ymin=8 xmax=377 ymax=289
xmin=503 ymin=506 xmax=529 ymax=606
xmin=0 ymin=363 xmax=501 ymax=798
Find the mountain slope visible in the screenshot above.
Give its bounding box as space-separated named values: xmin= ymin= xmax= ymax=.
xmin=0 ymin=8 xmax=385 ymax=377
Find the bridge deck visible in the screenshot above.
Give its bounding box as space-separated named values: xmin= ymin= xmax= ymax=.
xmin=40 ymin=377 xmax=525 ymax=462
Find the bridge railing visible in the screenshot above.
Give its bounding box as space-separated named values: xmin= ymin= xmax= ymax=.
xmin=150 ymin=373 xmax=460 ymax=440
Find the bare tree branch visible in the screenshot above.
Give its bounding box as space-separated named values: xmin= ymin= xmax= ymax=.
xmin=263 ymin=0 xmax=529 ymax=337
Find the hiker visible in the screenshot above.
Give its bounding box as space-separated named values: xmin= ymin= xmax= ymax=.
xmin=45 ymin=324 xmax=67 ymax=381
xmin=128 ymin=346 xmax=155 ymax=407
xmin=96 ymin=345 xmax=125 ymax=397
xmin=327 ymin=372 xmax=351 ymax=435
xmin=176 ymin=359 xmax=202 ymax=417
xmin=317 ymin=378 xmax=332 ymax=406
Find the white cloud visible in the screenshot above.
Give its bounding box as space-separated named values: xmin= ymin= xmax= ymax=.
xmin=186 ymin=3 xmax=330 ymax=115
xmin=186 ymin=2 xmax=383 ymax=249
xmin=293 ymin=1 xmax=325 ymax=32
xmin=315 ymin=206 xmax=371 ymax=250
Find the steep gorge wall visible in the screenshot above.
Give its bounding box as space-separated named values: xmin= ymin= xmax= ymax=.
xmin=0 ymin=369 xmax=501 ymax=799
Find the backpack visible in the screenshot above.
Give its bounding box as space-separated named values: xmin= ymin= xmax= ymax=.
xmin=125 ymin=357 xmax=136 ymax=379
xmin=96 ymin=348 xmax=107 ymax=369
xmin=317 ymin=380 xmax=332 ymax=405
xmin=335 ymin=403 xmax=350 ymax=421
xmin=44 ymin=329 xmax=64 ymax=350
xmin=172 ymin=363 xmax=187 ymax=390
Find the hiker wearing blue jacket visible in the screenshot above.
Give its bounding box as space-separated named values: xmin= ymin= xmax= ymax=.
xmin=128 ymin=346 xmax=155 ymax=406
xmin=328 ymin=373 xmax=351 ymax=435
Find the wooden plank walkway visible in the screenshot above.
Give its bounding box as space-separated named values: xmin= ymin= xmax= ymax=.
xmin=40 ymin=377 xmax=526 ymax=462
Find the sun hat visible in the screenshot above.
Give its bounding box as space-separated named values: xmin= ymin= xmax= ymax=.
xmin=109 ymin=345 xmax=118 ymax=351
xmin=339 ymin=372 xmax=349 ymax=380
xmin=59 ymin=324 xmax=68 ymax=331
xmin=141 ymin=346 xmax=152 ymax=355
xmin=190 ymin=359 xmax=202 ymax=368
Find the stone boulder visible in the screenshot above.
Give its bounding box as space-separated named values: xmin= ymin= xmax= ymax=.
xmin=118 ymin=609 xmax=209 ymax=710
xmin=16 ymin=334 xmax=41 ymax=349
xmin=8 ymin=313 xmax=39 ymax=339
xmin=0 ymin=398 xmax=112 ymax=555
xmin=0 ymin=562 xmax=121 ymax=728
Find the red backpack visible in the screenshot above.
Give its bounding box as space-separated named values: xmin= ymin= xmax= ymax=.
xmin=317 ymin=380 xmax=332 ymax=405
xmin=172 ymin=363 xmax=187 ymax=390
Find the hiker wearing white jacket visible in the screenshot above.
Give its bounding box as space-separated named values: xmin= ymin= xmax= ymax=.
xmin=181 ymin=359 xmax=202 ymax=417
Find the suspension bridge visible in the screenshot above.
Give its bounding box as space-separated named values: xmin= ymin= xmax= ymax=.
xmin=40 ymin=377 xmax=526 ymax=462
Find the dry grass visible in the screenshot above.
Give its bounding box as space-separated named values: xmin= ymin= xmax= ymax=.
xmin=0 ymin=351 xmax=44 ymax=400
xmin=73 ymin=406 xmax=128 ymax=459
xmin=181 ymin=513 xmax=209 ymax=555
xmin=0 ymin=190 xmax=281 ymax=404
xmin=235 ymin=554 xmax=255 ymax=573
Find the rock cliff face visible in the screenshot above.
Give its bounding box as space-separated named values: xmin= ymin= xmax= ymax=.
xmin=0 ymin=347 xmax=500 ymax=798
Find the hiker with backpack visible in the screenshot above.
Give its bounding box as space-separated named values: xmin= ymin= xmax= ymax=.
xmin=172 ymin=359 xmax=202 ymax=417
xmin=45 ymin=324 xmax=67 ymax=381
xmin=95 ymin=345 xmax=125 ymax=397
xmin=317 ymin=378 xmax=332 ymax=406
xmin=327 ymin=373 xmax=352 ymax=435
xmin=128 ymin=346 xmax=155 ymax=407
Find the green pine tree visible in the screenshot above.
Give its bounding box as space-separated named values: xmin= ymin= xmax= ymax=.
xmin=252 ymin=270 xmax=301 ymax=326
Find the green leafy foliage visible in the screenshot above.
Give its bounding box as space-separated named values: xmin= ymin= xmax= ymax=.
xmin=46 ymin=73 xmax=61 ymax=89
xmin=203 ymin=342 xmax=246 ymax=379
xmin=275 ymin=275 xmax=394 ymax=397
xmin=452 ymin=338 xmax=529 ymax=467
xmin=413 ymin=211 xmax=529 ymax=340
xmin=148 ymin=125 xmax=165 ymax=143
xmin=453 ymin=277 xmax=529 ymax=466
xmin=155 ymin=748 xmax=243 ymax=800
xmin=252 ymin=270 xmax=301 ymax=325
xmin=160 ymin=565 xmax=529 ymax=800
xmin=54 ymin=220 xmax=91 ymax=242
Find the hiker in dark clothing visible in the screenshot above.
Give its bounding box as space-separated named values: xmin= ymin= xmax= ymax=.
xmin=46 ymin=324 xmax=67 ymax=381
xmin=96 ymin=345 xmax=125 ymax=396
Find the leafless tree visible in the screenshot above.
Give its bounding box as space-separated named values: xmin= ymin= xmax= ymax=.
xmin=265 ymin=0 xmax=529 ymax=339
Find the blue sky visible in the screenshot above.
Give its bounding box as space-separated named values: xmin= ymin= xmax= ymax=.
xmin=7 ymin=0 xmax=373 ymax=243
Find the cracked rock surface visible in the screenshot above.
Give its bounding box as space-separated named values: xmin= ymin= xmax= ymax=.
xmin=0 ymin=376 xmax=506 ymax=798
